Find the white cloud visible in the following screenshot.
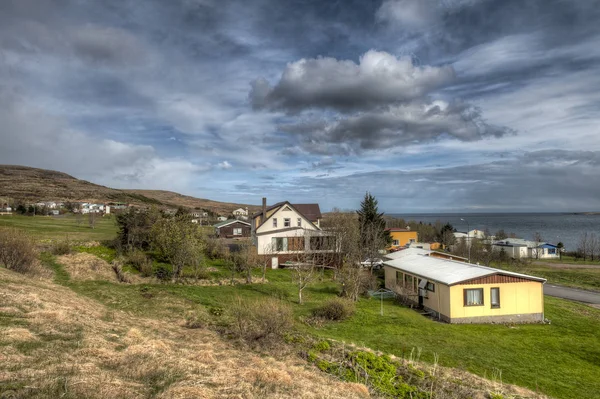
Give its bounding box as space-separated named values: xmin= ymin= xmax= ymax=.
xmin=251 ymin=50 xmax=455 ymax=112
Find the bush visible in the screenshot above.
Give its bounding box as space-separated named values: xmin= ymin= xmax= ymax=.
xmin=52 ymin=238 xmax=71 ymax=255
xmin=0 ymin=228 xmax=37 ymax=274
xmin=154 ymin=264 xmax=173 ymax=281
xmin=111 ymin=260 xmax=131 ymax=283
xmin=312 ymin=298 xmax=355 ymax=321
xmin=229 ymin=297 xmax=293 ymax=342
xmin=127 ymin=249 xmax=153 ymax=277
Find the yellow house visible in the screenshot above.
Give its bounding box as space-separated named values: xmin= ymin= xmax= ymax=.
xmin=383 ymin=248 xmax=545 ymax=323
xmin=386 ymin=228 xmax=418 ymax=249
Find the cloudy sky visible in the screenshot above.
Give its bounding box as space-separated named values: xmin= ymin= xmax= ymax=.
xmin=1 ymin=0 xmax=600 ymax=213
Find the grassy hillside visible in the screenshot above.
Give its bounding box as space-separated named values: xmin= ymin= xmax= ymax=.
xmin=0 ymin=164 xmax=256 ymax=213
xmin=124 ymin=189 xmax=261 ymax=215
xmin=0 ymin=215 xmax=118 ymax=242
xmin=2 ymin=217 xmax=599 ymax=398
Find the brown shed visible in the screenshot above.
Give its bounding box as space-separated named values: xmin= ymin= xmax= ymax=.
xmin=214 ymin=219 xmax=251 ymax=238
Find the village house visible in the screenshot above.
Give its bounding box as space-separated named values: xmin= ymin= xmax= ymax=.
xmin=214 ymin=219 xmax=252 ymax=238
xmin=383 ymin=248 xmax=546 ymax=324
xmin=386 ymin=227 xmax=418 ymax=250
xmin=216 ymin=216 xmax=228 ymax=222
xmin=232 ymin=207 xmax=249 ymax=218
xmin=493 ymin=239 xmax=560 ymax=260
xmin=251 ymin=198 xmax=333 ymax=268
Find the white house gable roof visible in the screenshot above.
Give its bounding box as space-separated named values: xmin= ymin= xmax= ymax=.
xmin=255 ymin=202 xmax=320 ymax=233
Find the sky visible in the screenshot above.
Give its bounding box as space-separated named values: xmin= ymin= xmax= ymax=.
xmin=1 ymin=0 xmax=600 ymax=213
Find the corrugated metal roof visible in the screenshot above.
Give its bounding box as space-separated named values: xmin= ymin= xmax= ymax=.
xmin=383 ymin=252 xmax=546 ymax=285
xmin=384 ymin=248 xmax=431 ymax=260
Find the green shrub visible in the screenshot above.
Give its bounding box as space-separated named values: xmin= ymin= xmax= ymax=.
xmin=312 ymin=298 xmax=355 ymax=321
xmin=312 ymin=340 xmax=331 ymax=352
xmin=346 ymin=351 xmax=426 ymax=398
xmin=0 ymin=227 xmax=37 ymax=274
xmin=154 ymin=264 xmax=173 ymax=281
xmin=127 ymin=249 xmax=153 ymax=277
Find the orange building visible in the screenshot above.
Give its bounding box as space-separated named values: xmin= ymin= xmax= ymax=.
xmin=386 ymin=228 xmax=418 ymax=249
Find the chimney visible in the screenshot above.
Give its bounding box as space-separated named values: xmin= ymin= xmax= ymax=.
xmin=262 ymin=197 xmax=267 ymax=220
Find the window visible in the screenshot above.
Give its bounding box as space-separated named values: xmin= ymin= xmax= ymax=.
xmin=464 ymin=288 xmax=484 ymax=306
xmin=426 ymin=282 xmax=435 ymax=292
xmin=409 ymin=239 xmax=416 ymax=243
xmin=273 ymin=218 xmax=277 ymax=228
xmin=284 ymin=218 xmax=291 ymax=227
xmin=404 ymin=274 xmax=413 ymax=289
xmin=271 ymin=237 xmax=288 ymax=252
xmin=233 ymin=228 xmax=242 ymax=236
xmin=297 ymin=218 xmax=302 ymax=227
xmin=491 ymin=287 xmax=500 ymax=308
xmin=392 ymin=239 xmax=399 ymax=246
xmin=288 ymin=237 xmax=305 ymax=251
xmin=396 ymin=271 xmax=403 ymax=284
xmin=548 ymin=248 xmax=556 ymax=255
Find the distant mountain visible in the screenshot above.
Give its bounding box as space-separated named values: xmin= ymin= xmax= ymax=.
xmin=0 ymin=165 xmax=258 ymax=215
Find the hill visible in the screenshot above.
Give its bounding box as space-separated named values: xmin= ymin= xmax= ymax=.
xmin=0 ymin=165 xmax=256 ymax=214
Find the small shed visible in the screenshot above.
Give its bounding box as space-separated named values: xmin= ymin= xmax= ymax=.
xmin=214 ymin=219 xmax=251 ymax=238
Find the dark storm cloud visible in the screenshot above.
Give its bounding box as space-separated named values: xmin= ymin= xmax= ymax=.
xmin=280 ymin=101 xmax=510 ymax=154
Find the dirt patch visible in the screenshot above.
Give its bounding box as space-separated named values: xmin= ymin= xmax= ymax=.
xmin=57 ymin=252 xmax=117 ymax=281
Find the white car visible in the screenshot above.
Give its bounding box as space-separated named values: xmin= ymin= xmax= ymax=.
xmin=360 ymin=258 xmax=384 ymax=269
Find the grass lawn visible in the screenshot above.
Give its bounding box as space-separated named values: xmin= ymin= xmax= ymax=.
xmin=43 ymin=253 xmax=600 ymax=399
xmin=0 ymin=214 xmax=117 ymax=242
xmin=494 ymin=262 xmax=600 ymax=292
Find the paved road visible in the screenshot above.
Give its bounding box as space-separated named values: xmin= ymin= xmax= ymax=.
xmin=544 ymin=284 xmax=600 ymax=304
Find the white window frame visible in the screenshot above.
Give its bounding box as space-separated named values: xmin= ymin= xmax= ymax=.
xmin=284 ymin=218 xmax=291 ymax=227
xmin=273 ymin=218 xmax=277 ymax=228
xmin=297 ymin=218 xmax=302 ymax=227
xmin=233 ymin=227 xmax=242 ymax=236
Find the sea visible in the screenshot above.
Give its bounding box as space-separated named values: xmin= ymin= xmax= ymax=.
xmin=387 ymin=213 xmax=600 ymax=252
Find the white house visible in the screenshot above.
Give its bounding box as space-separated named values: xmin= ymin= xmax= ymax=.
xmin=217 ymin=216 xmax=227 ymax=222
xmin=233 ymin=207 xmax=249 ymax=217
xmin=251 ymin=198 xmax=331 ymax=268
xmin=493 ymin=239 xmax=559 ymax=260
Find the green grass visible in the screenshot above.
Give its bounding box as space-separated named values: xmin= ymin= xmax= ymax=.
xmin=40 ymin=251 xmax=600 ymax=399
xmin=0 ymin=214 xmax=118 ymax=242
xmin=494 ymin=261 xmax=600 ymax=291
xmin=308 ymin=296 xmax=600 ymax=399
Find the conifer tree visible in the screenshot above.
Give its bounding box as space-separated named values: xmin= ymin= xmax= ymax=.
xmin=356 ymin=193 xmax=391 ymax=270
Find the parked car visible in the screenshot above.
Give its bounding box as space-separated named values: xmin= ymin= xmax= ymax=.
xmin=360 ymin=258 xmax=384 ymax=269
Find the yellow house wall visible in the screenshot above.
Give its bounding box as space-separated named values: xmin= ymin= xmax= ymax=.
xmin=383 ymin=266 xmax=451 ymax=317
xmin=449 ymin=282 xmax=544 ymax=319
xmin=389 ymin=231 xmax=418 ymax=247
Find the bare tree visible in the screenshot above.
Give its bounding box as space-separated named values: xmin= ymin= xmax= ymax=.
xmin=578 ymin=232 xmax=589 ymax=261
xmin=589 ymin=233 xmax=598 ymax=261
xmin=88 ymin=212 xmax=97 ymax=229
xmin=291 ymin=255 xmax=317 ymax=305
xmin=233 ymin=242 xmax=260 ymax=284
xmin=533 ymin=232 xmax=543 ymax=260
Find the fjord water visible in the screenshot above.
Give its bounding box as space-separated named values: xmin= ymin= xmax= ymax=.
xmin=389 ymin=213 xmax=600 ymax=251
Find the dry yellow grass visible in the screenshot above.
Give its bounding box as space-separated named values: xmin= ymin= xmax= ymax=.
xmin=0 ymin=267 xmax=371 ymax=399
